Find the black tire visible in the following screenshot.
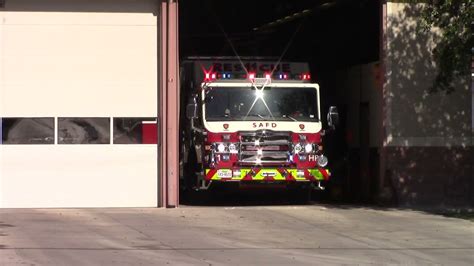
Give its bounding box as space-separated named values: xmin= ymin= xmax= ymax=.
xmin=287 ymin=185 xmax=312 ymax=205
xmin=184 ymin=189 xmax=211 ymax=205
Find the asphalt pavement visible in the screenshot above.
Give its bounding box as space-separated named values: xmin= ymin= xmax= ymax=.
xmin=1 ymin=205 xmax=473 ymax=265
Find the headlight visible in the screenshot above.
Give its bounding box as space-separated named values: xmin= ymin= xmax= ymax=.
xmin=317 ymin=155 xmax=328 ymax=167
xmin=228 ymin=143 xmax=238 ymax=153
xmin=304 ymin=143 xmax=313 ymax=153
xmin=217 ymin=143 xmax=226 ymax=153
xmin=294 ymin=143 xmax=303 ymax=154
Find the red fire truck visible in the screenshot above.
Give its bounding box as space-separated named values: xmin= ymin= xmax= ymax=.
xmin=180 ymin=57 xmax=338 ymax=201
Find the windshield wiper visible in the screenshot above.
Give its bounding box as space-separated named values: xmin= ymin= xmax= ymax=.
xmin=282 ymin=115 xmax=299 ymax=122
xmin=244 ymin=114 xmax=269 ymax=121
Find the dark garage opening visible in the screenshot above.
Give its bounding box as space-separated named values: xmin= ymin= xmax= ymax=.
xmin=179 ymin=0 xmax=382 ymax=204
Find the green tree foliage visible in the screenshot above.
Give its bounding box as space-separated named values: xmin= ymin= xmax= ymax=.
xmin=413 ymin=0 xmax=473 ymax=93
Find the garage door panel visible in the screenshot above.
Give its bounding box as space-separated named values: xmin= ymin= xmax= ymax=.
xmin=0 ymin=0 xmax=159 ymax=208
xmin=1 ymin=16 xmax=157 ymax=117
xmin=0 ymin=146 xmax=158 ymax=208
xmin=4 ymin=0 xmax=158 ymax=15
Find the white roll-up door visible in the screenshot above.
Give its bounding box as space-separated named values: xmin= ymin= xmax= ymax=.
xmin=0 ymin=0 xmax=159 ymax=208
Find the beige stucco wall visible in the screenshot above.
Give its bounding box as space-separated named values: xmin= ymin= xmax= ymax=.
xmin=0 ymin=0 xmax=159 ymax=207
xmin=383 ymin=2 xmax=473 ymax=207
xmin=385 ymin=3 xmax=472 ymax=147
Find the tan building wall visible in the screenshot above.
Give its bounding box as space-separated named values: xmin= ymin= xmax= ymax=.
xmin=385 ymin=3 xmax=471 ymax=147
xmin=334 ymin=2 xmax=473 ymax=207
xmin=383 ymin=2 xmax=473 ymax=207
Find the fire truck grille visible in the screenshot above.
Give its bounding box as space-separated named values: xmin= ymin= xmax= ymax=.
xmin=239 ymin=131 xmax=291 ymax=165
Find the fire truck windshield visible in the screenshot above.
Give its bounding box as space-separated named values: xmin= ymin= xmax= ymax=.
xmin=204 ymin=86 xmax=319 ymax=122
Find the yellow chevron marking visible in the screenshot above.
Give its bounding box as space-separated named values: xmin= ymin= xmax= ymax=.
xmin=205 ymin=168 xmax=328 ymax=181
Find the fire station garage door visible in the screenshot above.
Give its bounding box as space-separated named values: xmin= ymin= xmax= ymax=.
xmin=0 ymin=0 xmax=159 ymax=208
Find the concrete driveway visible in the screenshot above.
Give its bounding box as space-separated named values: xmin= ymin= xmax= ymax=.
xmin=1 ymin=205 xmax=473 ymax=265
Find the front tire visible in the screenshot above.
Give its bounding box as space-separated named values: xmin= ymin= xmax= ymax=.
xmin=287 ymin=185 xmax=311 ymax=204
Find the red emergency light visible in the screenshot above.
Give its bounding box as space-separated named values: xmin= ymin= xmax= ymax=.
xmin=204 ymin=71 xmax=217 ymax=82
xmin=203 ymin=70 xmax=311 ymax=82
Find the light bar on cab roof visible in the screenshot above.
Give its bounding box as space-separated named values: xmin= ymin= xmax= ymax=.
xmin=203 ymin=71 xmax=313 ymax=82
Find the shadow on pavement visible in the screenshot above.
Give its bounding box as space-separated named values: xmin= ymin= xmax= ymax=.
xmin=180 ymin=187 xmax=474 ymax=222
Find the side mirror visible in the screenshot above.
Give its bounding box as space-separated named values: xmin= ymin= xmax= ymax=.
xmin=186 ymin=102 xmax=198 ymax=119
xmin=327 ymin=106 xmax=339 ymax=129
